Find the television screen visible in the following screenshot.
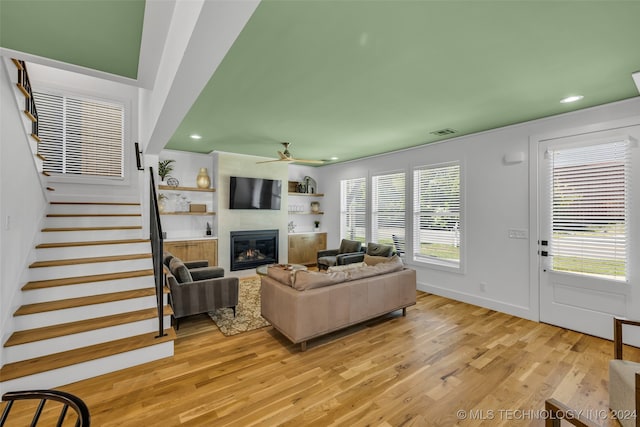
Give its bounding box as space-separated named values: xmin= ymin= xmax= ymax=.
xmin=229 ymin=177 xmax=282 ymax=210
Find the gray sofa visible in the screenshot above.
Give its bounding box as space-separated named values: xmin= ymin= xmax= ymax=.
xmin=261 ymin=255 xmax=416 ymax=350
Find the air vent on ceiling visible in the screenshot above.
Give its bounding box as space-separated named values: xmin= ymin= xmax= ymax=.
xmin=430 ymin=128 xmax=457 ymax=136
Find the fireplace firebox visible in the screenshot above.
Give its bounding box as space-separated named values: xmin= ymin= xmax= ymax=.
xmin=230 ymin=229 xmax=278 ymax=271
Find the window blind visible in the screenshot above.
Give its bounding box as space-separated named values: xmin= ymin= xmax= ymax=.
xmin=340 ymin=177 xmax=366 ymax=242
xmin=372 ymin=172 xmax=405 ymax=247
xmin=413 ymin=163 xmax=461 ymax=266
xmin=33 ymin=91 xmax=124 ymax=178
xmin=550 ymin=140 xmax=630 ymax=280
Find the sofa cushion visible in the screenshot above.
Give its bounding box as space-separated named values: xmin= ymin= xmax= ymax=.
xmin=169 ymin=257 xmax=193 ymax=284
xmin=348 ymin=255 xmax=404 ymax=281
xmin=327 ymin=262 xmax=365 ymax=272
xmin=339 ymin=239 xmax=361 ymax=254
xmin=266 ymin=265 xmax=294 ymax=286
xmin=364 ymin=254 xmax=393 ymax=265
xmin=367 ymin=242 xmax=394 ymax=257
xmin=292 ymin=270 xmax=348 ymax=291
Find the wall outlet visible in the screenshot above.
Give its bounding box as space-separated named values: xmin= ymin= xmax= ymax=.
xmin=480 ymin=282 xmax=487 ymax=292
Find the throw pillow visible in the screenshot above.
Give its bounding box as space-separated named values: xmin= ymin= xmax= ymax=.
xmin=169 ymin=257 xmax=193 ymax=284
xmin=366 ymin=242 xmax=394 ymax=257
xmin=364 ymin=254 xmax=393 ymax=266
xmin=292 ymin=270 xmax=347 ymax=291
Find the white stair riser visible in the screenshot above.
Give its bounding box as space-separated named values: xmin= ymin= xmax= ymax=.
xmin=22 ymin=276 xmax=155 ymax=304
xmin=14 ymin=295 xmax=162 ymax=330
xmin=40 ymin=229 xmax=143 ymax=243
xmin=36 ymin=242 xmax=150 ymax=262
xmin=0 ymin=342 xmax=174 ymax=394
xmin=44 ymin=216 xmax=142 ymax=228
xmin=48 ymin=204 xmax=141 ymax=215
xmin=29 ymin=259 xmax=152 ymax=281
xmin=4 ymin=316 xmax=172 ymax=363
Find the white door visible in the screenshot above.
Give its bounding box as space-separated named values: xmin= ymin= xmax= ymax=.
xmin=538 ymin=125 xmax=639 ymax=339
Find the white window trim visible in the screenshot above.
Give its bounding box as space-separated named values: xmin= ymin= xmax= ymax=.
xmin=411 ymin=160 xmax=465 ymax=274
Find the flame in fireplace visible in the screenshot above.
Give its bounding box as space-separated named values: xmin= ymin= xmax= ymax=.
xmin=237 ymin=248 xmax=266 ymax=261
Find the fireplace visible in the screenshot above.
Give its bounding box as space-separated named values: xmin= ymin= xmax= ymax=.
xmin=230 ymin=229 xmax=279 ymax=271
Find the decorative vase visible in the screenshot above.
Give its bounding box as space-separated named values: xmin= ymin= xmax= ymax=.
xmin=310 ymin=201 xmax=320 ymax=212
xmin=196 ymin=167 xmax=210 ymax=189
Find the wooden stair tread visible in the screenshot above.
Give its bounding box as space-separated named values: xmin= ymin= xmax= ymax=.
xmin=12 ymin=58 xmax=24 ymax=70
xmin=23 ymin=110 xmax=37 ymax=122
xmin=14 ymin=288 xmax=159 ymax=316
xmin=31 ymin=133 xmax=41 ymax=143
xmin=29 ymin=253 xmax=151 ymax=268
xmin=50 ymin=202 xmax=140 ymax=206
xmin=36 ymin=239 xmax=150 ymax=249
xmin=42 ymin=226 xmax=142 ymax=232
xmin=0 ymin=328 xmax=176 ymax=382
xmin=36 ymin=153 xmax=47 ymax=161
xmin=23 ymin=269 xmax=154 ymax=290
xmin=5 ymin=306 xmax=173 ymax=347
xmin=17 ymin=83 xmax=30 ymax=98
xmin=46 ymin=213 xmax=141 ymax=217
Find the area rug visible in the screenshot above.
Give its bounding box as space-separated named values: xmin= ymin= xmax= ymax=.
xmin=208 ymin=276 xmax=270 ymax=336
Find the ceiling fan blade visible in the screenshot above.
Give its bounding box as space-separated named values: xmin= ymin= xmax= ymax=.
xmin=290 ymin=158 xmax=324 ymax=164
xmin=277 ymin=151 xmax=290 ymax=160
xmin=255 ymin=158 xmax=288 ymax=164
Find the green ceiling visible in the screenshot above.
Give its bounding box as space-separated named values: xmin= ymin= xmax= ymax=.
xmin=1 ymin=0 xmax=639 ymax=164
xmin=0 ymin=0 xmax=144 ymax=79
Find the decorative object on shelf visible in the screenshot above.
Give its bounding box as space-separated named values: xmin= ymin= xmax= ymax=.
xmin=314 ymin=220 xmax=320 ymax=230
xmin=310 ymin=201 xmax=320 ymax=212
xmin=189 ymin=203 xmax=206 ymax=213
xmin=288 ymin=221 xmax=296 ymax=233
xmin=167 ymin=177 xmax=179 ymax=187
xmin=206 ymin=222 xmax=212 ymax=236
xmin=304 ymin=176 xmax=317 ymax=194
xmin=196 ymin=167 xmax=211 ymax=189
xmin=158 ymin=159 xmax=175 ymax=184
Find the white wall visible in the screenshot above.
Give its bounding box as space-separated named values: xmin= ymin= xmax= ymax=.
xmin=215 ymin=152 xmax=289 ymax=276
xmin=318 ymin=97 xmax=640 ymax=321
xmin=0 ymin=58 xmax=49 ymax=365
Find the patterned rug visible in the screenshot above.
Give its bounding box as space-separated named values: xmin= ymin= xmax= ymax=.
xmin=208 ymin=276 xmax=270 ymax=336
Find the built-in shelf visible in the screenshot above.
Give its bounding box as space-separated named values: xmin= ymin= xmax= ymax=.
xmin=159 ymin=185 xmax=216 ymax=193
xmin=160 ymin=212 xmax=216 ymax=216
xmin=288 ymin=211 xmax=324 ymax=215
xmin=289 ymin=192 xmax=324 ymax=197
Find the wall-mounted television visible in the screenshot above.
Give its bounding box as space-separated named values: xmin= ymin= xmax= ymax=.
xmin=229 ymin=176 xmax=282 ymax=210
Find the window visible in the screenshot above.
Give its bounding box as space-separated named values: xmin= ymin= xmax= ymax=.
xmin=549 ymin=140 xmax=630 ymax=281
xmin=372 ymin=172 xmax=405 ymax=248
xmin=33 ymin=91 xmax=124 ymax=178
xmin=413 ymin=162 xmax=461 ymax=268
xmin=340 ymin=177 xmax=366 ymax=242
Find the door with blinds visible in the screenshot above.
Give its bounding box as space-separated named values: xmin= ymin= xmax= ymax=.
xmin=538 ymin=126 xmax=638 ymax=339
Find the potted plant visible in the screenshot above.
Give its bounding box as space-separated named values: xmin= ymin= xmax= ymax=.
xmin=158 ymin=159 xmax=175 ymax=184
xmin=314 ymin=220 xmax=320 ymax=230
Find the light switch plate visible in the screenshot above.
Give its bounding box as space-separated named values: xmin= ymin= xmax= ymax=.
xmin=508 ymin=229 xmax=528 ymax=239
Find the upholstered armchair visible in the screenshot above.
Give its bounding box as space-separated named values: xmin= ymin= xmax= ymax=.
xmin=316 ymin=239 xmax=364 ymax=270
xmin=337 ymin=242 xmax=396 ymax=266
xmin=163 ymin=251 xmax=224 ymax=281
xmin=166 ymin=257 xmax=239 ymax=329
xmin=609 ymin=317 xmax=640 ymax=427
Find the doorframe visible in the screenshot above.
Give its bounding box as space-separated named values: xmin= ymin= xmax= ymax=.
xmin=528 ymin=116 xmax=640 ymax=326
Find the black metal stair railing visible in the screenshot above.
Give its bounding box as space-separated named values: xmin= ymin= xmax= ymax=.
xmin=149 ymin=166 xmax=167 ymax=338
xmin=14 ymin=59 xmax=39 ymax=140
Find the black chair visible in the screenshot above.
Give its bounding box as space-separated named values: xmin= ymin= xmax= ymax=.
xmin=316 ymin=239 xmax=364 ymax=270
xmin=1 ymin=389 xmax=90 ymax=426
xmin=392 ymin=234 xmax=406 ymax=257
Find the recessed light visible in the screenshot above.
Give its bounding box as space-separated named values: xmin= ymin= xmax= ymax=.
xmin=190 ymin=134 xmax=202 ymax=140
xmin=560 ymin=95 xmax=584 ymax=104
xmin=330 ymin=156 xmax=339 ymax=161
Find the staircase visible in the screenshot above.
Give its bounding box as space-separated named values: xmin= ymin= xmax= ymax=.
xmin=0 ymin=201 xmax=175 ymax=391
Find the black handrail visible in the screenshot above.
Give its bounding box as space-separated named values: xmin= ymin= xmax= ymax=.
xmin=1 ymin=389 xmax=90 ymax=426
xmin=149 ymin=166 xmax=166 ymax=338
xmin=15 ymin=59 xmax=39 ymax=138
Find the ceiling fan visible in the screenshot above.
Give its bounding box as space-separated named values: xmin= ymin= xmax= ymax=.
xmin=256 ymin=142 xmax=324 ymax=165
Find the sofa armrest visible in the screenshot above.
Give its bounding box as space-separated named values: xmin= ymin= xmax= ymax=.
xmin=189 ymin=266 xmax=224 ymax=281
xmin=317 ymin=249 xmax=339 ymax=258
xmin=336 ymin=252 xmax=365 ymax=265
xmin=184 ymin=260 xmax=209 ymax=269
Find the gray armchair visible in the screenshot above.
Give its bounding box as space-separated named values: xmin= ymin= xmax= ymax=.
xmin=317 ymin=239 xmax=364 ymax=270
xmin=166 ymin=257 xmax=238 ymax=329
xmin=163 ymin=251 xmax=224 ymax=281
xmin=337 ymin=242 xmax=396 ymax=266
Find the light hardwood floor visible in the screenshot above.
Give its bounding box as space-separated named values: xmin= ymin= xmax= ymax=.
xmin=3 ymin=289 xmax=638 ymax=426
